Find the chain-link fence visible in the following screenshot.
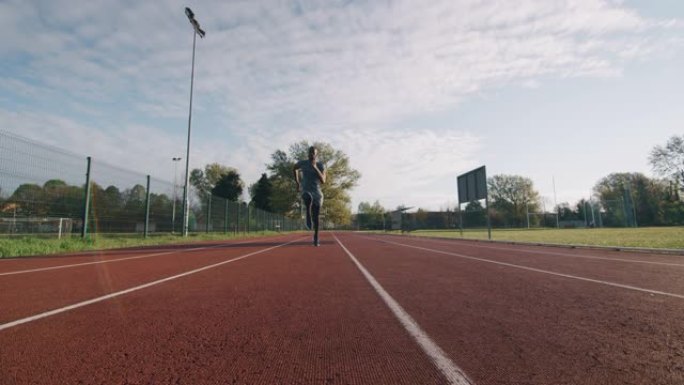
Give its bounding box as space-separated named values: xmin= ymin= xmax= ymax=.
xmin=0 ymin=130 xmax=300 ymax=237
xmin=190 ymin=192 xmax=301 ymax=234
xmin=352 ymin=199 xmax=635 ymax=232
xmin=0 ymin=131 xmax=86 ymax=236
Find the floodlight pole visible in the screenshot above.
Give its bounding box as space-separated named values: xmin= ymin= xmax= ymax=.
xmin=182 ymin=9 xmax=202 ymax=237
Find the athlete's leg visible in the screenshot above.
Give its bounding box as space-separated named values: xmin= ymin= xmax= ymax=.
xmin=312 ymin=201 xmax=321 ymax=246
xmin=302 ymin=192 xmax=313 ymax=230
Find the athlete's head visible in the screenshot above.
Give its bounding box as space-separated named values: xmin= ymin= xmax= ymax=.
xmin=308 ymin=146 xmax=318 ymax=161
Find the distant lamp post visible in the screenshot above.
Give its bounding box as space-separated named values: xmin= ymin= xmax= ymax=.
xmin=181 ymin=7 xmax=206 ymax=237
xmin=172 ymin=157 xmax=182 ymax=233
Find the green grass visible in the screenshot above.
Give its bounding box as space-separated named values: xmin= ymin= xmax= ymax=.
xmin=4 ymin=227 xmax=682 ymax=258
xmin=0 ymin=231 xmax=296 ymax=258
xmin=392 ymin=227 xmax=684 ymax=249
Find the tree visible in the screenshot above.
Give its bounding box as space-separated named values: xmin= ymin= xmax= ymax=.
xmin=357 ymin=200 xmax=385 ymax=229
xmin=102 ymin=186 xmax=123 ymax=213
xmin=557 ymin=202 xmax=579 ymax=221
xmin=649 ymin=135 xmax=684 ymax=186
xmin=463 ymin=200 xmax=487 ymax=227
xmin=9 ymin=183 xmax=46 ymax=216
xmin=249 ymin=173 xmax=273 ymax=211
xmin=266 ymin=141 xmax=361 ymax=225
xmin=91 ymin=185 xmax=123 ymax=229
xmin=189 ymin=169 xmax=209 ymax=198
xmin=149 ymin=193 xmax=173 ymax=231
xmin=123 ymin=184 xmax=147 ymax=214
xmin=414 ymin=208 xmax=429 ymax=229
xmin=190 ymin=163 xmax=240 ymax=201
xmin=487 ymin=174 xmax=541 ymax=227
xmin=211 ymin=169 xmax=244 ymax=201
xmin=264 ymin=150 xmax=297 ymax=216
xmin=572 ymin=198 xmax=604 ymax=227
xmin=43 ymin=180 xmax=83 ymax=218
xmin=43 ymin=179 xmax=67 ymax=191
xmin=593 ymin=172 xmax=667 ymax=227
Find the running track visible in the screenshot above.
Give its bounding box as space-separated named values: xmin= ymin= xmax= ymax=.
xmin=1 ymin=232 xmax=682 ymax=384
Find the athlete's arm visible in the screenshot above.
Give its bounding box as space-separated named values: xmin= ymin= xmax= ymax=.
xmin=312 ymin=162 xmax=326 ymax=184
xmin=293 ymin=162 xmax=301 ymax=190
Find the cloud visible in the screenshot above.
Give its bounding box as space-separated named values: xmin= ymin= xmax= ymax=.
xmin=2 ymin=0 xmax=683 ymax=210
xmin=0 ymin=109 xmax=182 ymax=181
xmin=336 ymin=127 xmax=483 ymax=210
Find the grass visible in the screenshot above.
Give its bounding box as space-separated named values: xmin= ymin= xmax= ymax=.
xmin=3 ymin=227 xmax=682 ymax=258
xmin=390 ymin=227 xmax=684 ymax=250
xmin=0 ymin=231 xmax=296 ymax=259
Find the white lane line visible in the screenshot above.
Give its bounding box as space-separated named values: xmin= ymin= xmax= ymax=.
xmin=369 ymin=236 xmax=684 ymax=300
xmin=333 ymin=233 xmax=474 ymax=385
xmin=0 ymin=238 xmax=281 ymax=277
xmin=383 ymin=235 xmax=684 ymax=267
xmin=0 ymin=237 xmax=304 ymax=332
xmin=1 ymin=249 xmax=198 ymax=276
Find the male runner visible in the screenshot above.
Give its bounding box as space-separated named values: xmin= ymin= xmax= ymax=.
xmin=293 ymin=146 xmax=326 ymax=246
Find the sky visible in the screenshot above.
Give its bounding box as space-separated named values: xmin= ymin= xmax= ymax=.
xmin=1 ymin=0 xmax=683 ymax=212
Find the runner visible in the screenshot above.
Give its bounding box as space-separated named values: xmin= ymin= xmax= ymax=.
xmin=293 ymin=146 xmax=326 ymax=246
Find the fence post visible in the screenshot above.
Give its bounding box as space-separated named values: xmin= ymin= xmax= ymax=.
xmin=458 ymin=205 xmax=463 ymax=237
xmin=236 ymin=203 xmax=239 ymax=235
xmin=206 ymin=195 xmax=212 ymax=233
xmin=144 ymin=175 xmax=151 ymax=238
xmin=224 ymin=199 xmax=229 ymax=234
xmin=81 ymin=156 xmax=92 ymax=238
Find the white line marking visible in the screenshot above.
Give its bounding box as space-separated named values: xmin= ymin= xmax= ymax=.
xmin=387 ymin=235 xmax=684 ymax=267
xmin=369 ymin=236 xmax=684 ymax=300
xmin=0 ymin=238 xmax=279 ymax=276
xmin=1 ymin=249 xmax=195 ymax=276
xmin=0 ymin=237 xmax=304 ymax=332
xmin=333 ymin=233 xmax=474 ymax=385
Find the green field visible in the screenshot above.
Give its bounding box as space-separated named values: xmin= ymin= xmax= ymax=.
xmin=2 ymin=227 xmax=682 ymax=258
xmin=0 ymin=231 xmax=292 ymax=259
xmin=400 ymin=227 xmax=684 ymax=250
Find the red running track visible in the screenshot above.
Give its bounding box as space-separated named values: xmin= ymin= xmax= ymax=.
xmin=0 ymin=232 xmax=682 ymax=384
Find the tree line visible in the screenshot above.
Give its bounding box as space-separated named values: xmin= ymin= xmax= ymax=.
xmin=186 ymin=141 xmax=361 ymax=226
xmin=356 ymin=135 xmax=684 ymax=229
xmin=0 ymin=179 xmax=176 ymax=232
xmin=260 ymin=141 xmax=361 ymax=225
xmin=0 ymin=140 xmax=362 ymax=229
xmin=1 ymin=135 xmax=681 ymax=229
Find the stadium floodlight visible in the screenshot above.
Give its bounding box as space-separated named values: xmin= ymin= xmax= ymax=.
xmin=181 ymin=7 xmax=205 ymax=237
xmin=185 ymin=7 xmax=206 ymax=38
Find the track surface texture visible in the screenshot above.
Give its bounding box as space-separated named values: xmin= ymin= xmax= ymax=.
xmin=1 ymin=232 xmax=682 ymax=384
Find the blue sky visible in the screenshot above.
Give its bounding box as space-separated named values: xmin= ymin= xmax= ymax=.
xmin=1 ymin=0 xmax=683 ymax=211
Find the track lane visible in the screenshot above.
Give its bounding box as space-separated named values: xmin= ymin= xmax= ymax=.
xmin=363 ymin=234 xmax=684 ymax=296
xmin=0 ymin=235 xmax=299 ymax=324
xmin=334 ymin=234 xmax=473 ymax=385
xmin=337 ymin=232 xmax=684 ymax=385
xmin=0 ymin=237 xmax=304 ymax=332
xmin=0 ymin=232 xmax=450 ymax=385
